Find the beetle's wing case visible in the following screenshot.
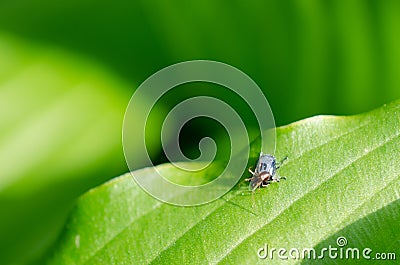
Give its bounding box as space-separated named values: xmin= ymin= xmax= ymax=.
xmin=249 ymin=175 xmax=263 ymax=191
xmin=258 ymin=153 xmax=277 ymax=177
xmin=254 ymin=152 xmax=263 ymax=174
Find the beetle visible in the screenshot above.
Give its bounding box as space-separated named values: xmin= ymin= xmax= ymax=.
xmin=245 ymin=152 xmax=287 ymax=192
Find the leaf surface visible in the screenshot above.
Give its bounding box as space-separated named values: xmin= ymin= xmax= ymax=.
xmin=47 ymin=100 xmax=400 ymax=264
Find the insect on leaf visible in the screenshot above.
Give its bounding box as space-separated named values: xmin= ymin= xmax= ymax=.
xmin=47 ymin=100 xmax=400 ymax=264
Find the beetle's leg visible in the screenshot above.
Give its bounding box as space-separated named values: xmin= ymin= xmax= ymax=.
xmin=251 ymin=184 xmax=259 ymax=192
xmin=245 ymin=168 xmax=256 ymax=182
xmin=276 ymin=156 xmax=288 ymax=170
xmin=248 ymin=168 xmax=256 ymax=175
xmin=271 ymin=175 xmax=286 ymax=182
xmin=261 ymin=179 xmax=271 ymax=187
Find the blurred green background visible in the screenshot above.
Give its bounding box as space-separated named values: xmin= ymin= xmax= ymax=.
xmin=0 ymin=0 xmax=399 ymax=264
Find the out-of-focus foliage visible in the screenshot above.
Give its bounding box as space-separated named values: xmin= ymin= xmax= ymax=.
xmin=0 ymin=34 xmax=159 ymax=264
xmin=0 ymin=1 xmax=399 ymax=126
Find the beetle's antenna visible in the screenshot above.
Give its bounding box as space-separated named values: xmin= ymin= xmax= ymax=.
xmin=276 ymin=156 xmax=288 ymax=169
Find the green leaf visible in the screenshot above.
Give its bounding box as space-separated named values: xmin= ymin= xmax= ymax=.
xmin=47 ymin=100 xmax=400 ymax=264
xmin=0 ymin=34 xmax=162 ymax=264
